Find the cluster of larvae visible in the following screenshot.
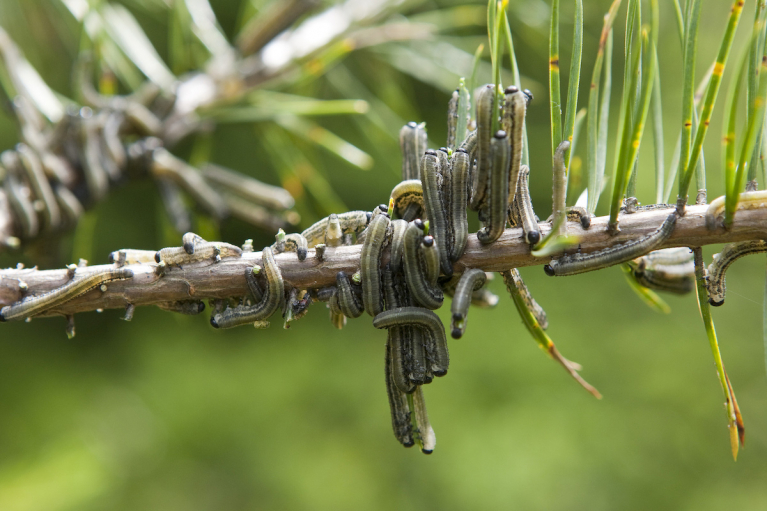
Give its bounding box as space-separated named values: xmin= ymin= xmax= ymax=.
xmin=0 ymin=32 xmax=296 ymax=250
xmin=4 ymin=82 xmax=767 ymax=454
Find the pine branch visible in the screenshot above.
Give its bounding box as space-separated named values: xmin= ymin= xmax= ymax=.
xmin=2 ymin=203 xmax=765 ymax=317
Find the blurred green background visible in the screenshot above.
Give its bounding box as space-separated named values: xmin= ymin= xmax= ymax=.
xmin=1 ymin=1 xmax=766 ymax=510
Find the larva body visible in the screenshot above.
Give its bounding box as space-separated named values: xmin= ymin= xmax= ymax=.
xmin=706 ymin=240 xmax=767 ymax=306
xmin=449 ymin=148 xmax=470 ymax=261
xmin=301 ymin=211 xmax=370 ymax=248
xmin=373 ymin=307 xmax=449 ymax=378
xmin=449 ymin=269 xmax=487 ymax=339
xmin=360 ymin=213 xmax=391 ymax=317
xmin=399 ymin=122 xmax=428 ymax=181
xmin=0 ymin=268 xmax=134 ymax=321
xmin=477 ymin=131 xmax=511 ymax=245
xmin=403 ymin=221 xmax=444 ymax=310
xmin=470 ymin=85 xmax=495 ymax=211
xmin=155 ymin=241 xmax=242 ymax=266
xmin=389 ymin=180 xmax=423 ymax=220
xmin=545 ymin=213 xmax=677 ymax=276
xmin=210 ymin=247 xmax=283 ymax=328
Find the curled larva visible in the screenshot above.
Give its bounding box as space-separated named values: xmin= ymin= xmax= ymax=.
xmin=389 ymin=179 xmax=424 ymax=221
xmin=283 ymin=233 xmax=309 ymax=261
xmin=182 ymin=232 xmax=206 ymax=255
xmin=0 ymin=268 xmax=134 ymax=322
xmin=360 ymin=213 xmax=391 ymax=317
xmin=373 ymin=307 xmax=449 ymax=378
xmin=449 ymin=269 xmax=487 ymax=339
xmin=301 ymin=211 xmax=370 ymax=248
xmin=336 ymin=271 xmax=364 ymax=318
xmin=706 ymin=240 xmax=767 ymax=306
xmin=210 ymin=247 xmax=283 ymax=328
xmin=545 ymin=213 xmax=677 ymax=276
xmin=403 ymin=220 xmax=444 ymax=310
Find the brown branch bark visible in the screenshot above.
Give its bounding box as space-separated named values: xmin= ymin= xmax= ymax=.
xmin=2 ymin=204 xmax=766 ymax=316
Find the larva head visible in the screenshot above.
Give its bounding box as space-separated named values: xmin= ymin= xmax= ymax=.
xmin=526 ymin=230 xmax=541 ymax=245
xmin=494 ymin=130 xmax=507 ymax=140
xmin=580 ymin=215 xmax=591 ymax=229
xmin=544 ymin=264 xmax=556 ymax=276
xmin=296 ymin=248 xmax=308 ymax=261
xmin=523 ymin=89 xmax=534 ymax=105
xmin=422 ymin=236 xmax=435 ymax=248
xmin=154 ymin=252 xmax=162 ymax=263
xmin=413 ymin=218 xmax=426 ymax=233
xmin=210 ymin=315 xmax=221 ymax=328
xmin=504 ymin=85 xmax=519 ymax=95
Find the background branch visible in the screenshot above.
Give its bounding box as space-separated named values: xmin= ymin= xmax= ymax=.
xmin=2 ymin=204 xmax=765 ymax=315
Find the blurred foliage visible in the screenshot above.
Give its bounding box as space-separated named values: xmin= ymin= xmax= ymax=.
xmin=1 ymin=1 xmax=767 ymax=510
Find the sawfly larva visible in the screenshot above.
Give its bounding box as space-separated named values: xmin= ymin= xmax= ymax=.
xmin=449 ymin=268 xmax=487 ymax=339
xmin=399 ymin=122 xmax=428 ymax=181
xmin=449 ymin=148 xmax=470 ymax=261
xmin=0 ymin=268 xmax=134 ymax=322
xmin=503 ymin=86 xmax=527 ymax=211
xmin=109 ymin=249 xmax=158 ymax=267
xmin=705 ymin=191 xmax=767 ymax=230
xmin=210 ymin=247 xmax=283 ymax=328
xmin=388 ymin=179 xmax=423 ymax=221
xmin=360 ymin=213 xmax=391 ymax=317
xmin=706 ymin=240 xmax=767 ymax=306
xmin=477 ymin=131 xmax=511 ymax=245
xmin=513 ymin=165 xmax=540 ymax=244
xmin=470 ymin=85 xmax=496 ymax=211
xmin=412 ymin=386 xmax=436 ymax=454
xmin=373 ymin=306 xmax=448 ymax=378
xmin=155 ymin=240 xmax=242 ymax=267
xmin=545 ymin=213 xmax=677 ymax=276
xmin=403 ymin=220 xmax=444 ymax=310
xmin=336 ymin=271 xmax=364 ymax=318
xmin=301 ymin=211 xmax=370 ymax=248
